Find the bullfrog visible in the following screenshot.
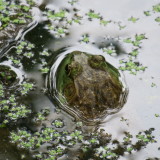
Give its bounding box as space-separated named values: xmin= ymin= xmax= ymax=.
xmin=54 ymin=51 xmax=128 ymax=124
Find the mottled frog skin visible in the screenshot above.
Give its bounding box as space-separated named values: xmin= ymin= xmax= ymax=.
xmin=56 ymin=51 xmax=128 ymax=123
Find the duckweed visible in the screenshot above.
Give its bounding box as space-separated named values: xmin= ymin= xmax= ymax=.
xmin=153 ymin=4 xmax=160 ymax=13
xmin=128 ymin=16 xmax=139 ymax=23
xmin=155 ymin=114 xmax=160 ymax=118
xmin=68 ymin=0 xmax=79 ymax=5
xmin=155 ymin=17 xmax=160 ymax=23
xmin=34 ymin=109 xmax=50 ymax=122
xmin=21 ymin=82 xmax=34 ymax=95
xmin=0 ymin=91 xmax=32 ymax=126
xmin=80 ymin=34 xmax=90 ymax=43
xmin=144 ymin=11 xmax=151 ymax=16
xmin=87 ymin=10 xmax=101 ymax=20
xmin=52 ymin=119 xmax=64 ymax=128
xmin=47 ymin=10 xmax=68 ymax=21
xmin=0 ymin=0 xmax=33 ymax=30
xmin=10 ymin=123 xmax=156 ymax=159
xmin=119 ymin=34 xmax=147 ymax=74
xmin=0 ymin=1 xmax=160 ymax=159
xmin=102 ymin=45 xmax=116 ymax=56
xmin=119 ymin=58 xmax=147 ymax=75
xmin=100 ymin=19 xmax=111 ymax=26
xmin=10 ymin=57 xmax=21 ymax=67
xmin=53 ymin=26 xmax=69 ymax=38
xmin=151 ymin=83 xmax=157 ymax=87
xmin=40 ymin=67 xmax=50 ymax=74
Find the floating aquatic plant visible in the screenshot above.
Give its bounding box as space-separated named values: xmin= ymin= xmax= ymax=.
xmin=10 ymin=121 xmax=156 ymax=160
xmin=0 ymin=1 xmax=159 ymax=159
xmin=100 ymin=19 xmax=111 ymax=26
xmin=0 ymin=0 xmax=33 ymax=30
xmin=128 ymin=16 xmax=139 ymax=23
xmin=0 ymin=89 xmax=32 ymax=127
xmin=47 ymin=10 xmax=68 ymax=21
xmin=144 ymin=11 xmax=151 ymax=16
xmin=21 ymin=82 xmax=35 ymax=95
xmin=102 ymin=45 xmax=116 ymax=56
xmin=119 ymin=57 xmax=147 ymax=75
xmin=155 ymin=17 xmax=160 ymax=23
xmin=80 ymin=34 xmax=90 ymax=43
xmin=153 ymin=4 xmax=160 ymax=13
xmin=68 ymin=0 xmax=79 ymax=5
xmin=155 ymin=114 xmax=160 ymax=118
xmin=34 ymin=109 xmax=50 ymax=122
xmin=87 ymin=10 xmax=101 ymax=20
xmin=52 ymin=119 xmax=64 ymax=128
xmin=40 ymin=67 xmax=50 ymax=74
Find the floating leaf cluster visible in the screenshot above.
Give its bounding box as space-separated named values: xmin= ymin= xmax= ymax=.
xmin=80 ymin=34 xmax=90 ymax=43
xmin=0 ymin=83 xmax=32 ymax=127
xmin=10 ymin=120 xmax=156 ymax=160
xmin=0 ymin=0 xmax=33 ymax=30
xmin=68 ymin=0 xmax=79 ymax=6
xmin=0 ymin=64 xmax=35 ymax=126
xmin=128 ymin=16 xmax=139 ymax=23
xmin=119 ymin=34 xmax=147 ymax=75
xmin=34 ymin=109 xmax=50 ymax=123
xmin=144 ymin=4 xmax=160 ymax=24
xmin=102 ymin=45 xmax=117 ymax=56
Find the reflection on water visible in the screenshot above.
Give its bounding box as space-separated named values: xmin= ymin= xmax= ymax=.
xmin=0 ymin=0 xmax=160 ymax=159
xmin=0 ymin=128 xmax=33 ymax=160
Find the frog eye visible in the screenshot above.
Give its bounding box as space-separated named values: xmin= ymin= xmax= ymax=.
xmin=88 ymin=55 xmax=105 ymax=64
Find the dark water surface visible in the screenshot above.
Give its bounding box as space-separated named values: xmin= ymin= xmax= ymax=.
xmin=0 ymin=0 xmax=160 ymax=159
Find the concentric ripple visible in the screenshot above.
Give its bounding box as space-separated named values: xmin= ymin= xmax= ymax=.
xmin=47 ymin=48 xmax=128 ymax=125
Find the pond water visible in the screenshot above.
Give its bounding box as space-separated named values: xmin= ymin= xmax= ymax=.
xmin=0 ymin=0 xmax=160 ymax=159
